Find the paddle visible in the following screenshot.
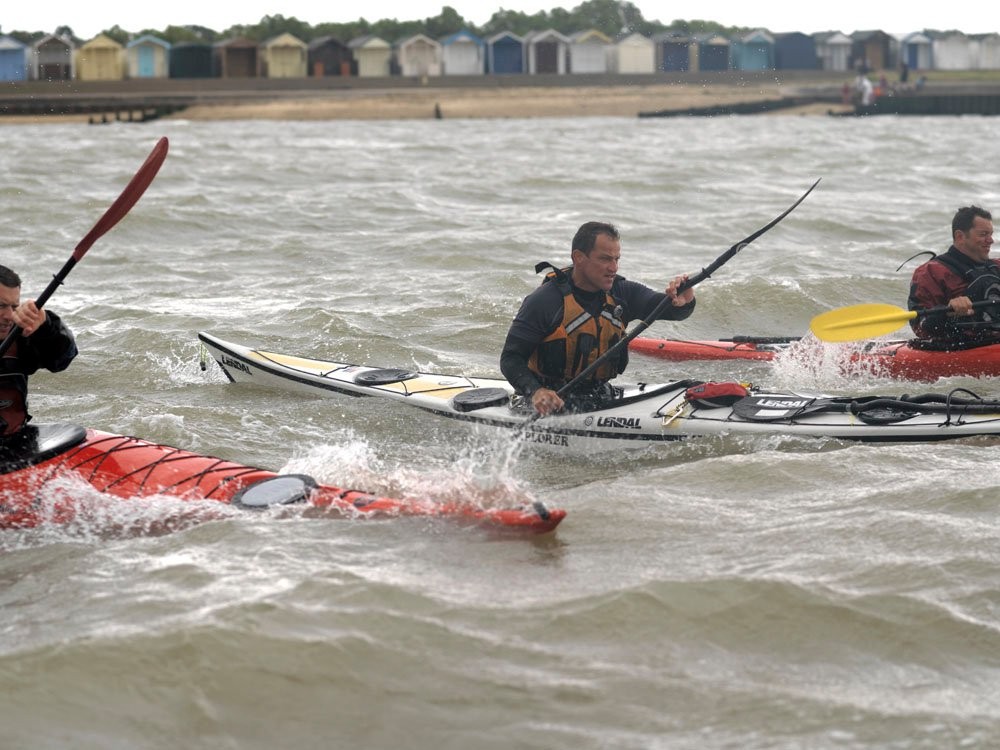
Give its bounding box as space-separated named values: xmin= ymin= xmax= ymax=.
xmin=0 ymin=137 xmax=169 ymax=357
xmin=810 ymin=299 xmax=999 ymax=343
xmin=545 ymin=178 xmax=821 ymax=407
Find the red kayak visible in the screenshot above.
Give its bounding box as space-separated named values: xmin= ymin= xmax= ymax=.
xmin=629 ymin=336 xmax=1000 ymax=381
xmin=0 ymin=424 xmax=564 ymax=533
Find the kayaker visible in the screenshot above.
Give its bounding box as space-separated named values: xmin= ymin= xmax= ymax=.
xmin=0 ymin=265 xmax=78 ymax=437
xmin=907 ymin=205 xmax=1000 ymax=347
xmin=500 ymin=221 xmax=695 ymax=415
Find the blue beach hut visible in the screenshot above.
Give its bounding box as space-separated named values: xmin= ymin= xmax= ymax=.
xmin=731 ymin=30 xmax=775 ymax=71
xmin=774 ymin=32 xmax=818 ymax=70
xmin=900 ymin=32 xmax=933 ymax=70
xmin=486 ymin=31 xmax=524 ymax=74
xmin=0 ymin=35 xmax=28 ymax=81
xmin=696 ymin=34 xmax=731 ymax=71
xmin=127 ymin=34 xmax=170 ymax=78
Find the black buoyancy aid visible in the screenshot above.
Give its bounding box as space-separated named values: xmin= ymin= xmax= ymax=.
xmin=528 ymin=263 xmax=628 ymax=386
xmin=933 ymin=251 xmax=1000 ymax=323
xmin=0 ymin=342 xmax=29 ymax=436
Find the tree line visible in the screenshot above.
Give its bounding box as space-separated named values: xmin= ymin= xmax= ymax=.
xmin=1 ymin=1 xmax=751 ymax=46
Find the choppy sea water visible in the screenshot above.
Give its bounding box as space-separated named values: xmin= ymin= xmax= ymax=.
xmin=2 ymin=112 xmax=1000 ymax=749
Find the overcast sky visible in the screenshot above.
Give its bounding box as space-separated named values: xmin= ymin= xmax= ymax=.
xmin=3 ymin=1 xmax=997 ymax=40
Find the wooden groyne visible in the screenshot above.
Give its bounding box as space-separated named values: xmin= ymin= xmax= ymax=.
xmin=854 ymin=91 xmax=1000 ymax=115
xmin=638 ymin=95 xmax=839 ymax=117
xmin=0 ymin=95 xmax=191 ymax=123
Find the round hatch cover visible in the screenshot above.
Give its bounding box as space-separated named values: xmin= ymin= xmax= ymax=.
xmin=354 ymin=368 xmax=418 ymax=386
xmin=452 ymin=387 xmax=510 ymax=412
xmin=232 ymin=474 xmax=319 ymax=509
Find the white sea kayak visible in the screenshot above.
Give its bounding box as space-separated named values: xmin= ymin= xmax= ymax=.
xmin=198 ymin=332 xmax=1000 ymax=451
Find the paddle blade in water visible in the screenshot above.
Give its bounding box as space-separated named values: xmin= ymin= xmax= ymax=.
xmin=810 ymin=303 xmax=916 ymax=342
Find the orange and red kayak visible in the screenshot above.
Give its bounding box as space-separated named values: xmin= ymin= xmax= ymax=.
xmin=629 ymin=336 xmax=1000 ymax=381
xmin=0 ymin=424 xmax=563 ymax=533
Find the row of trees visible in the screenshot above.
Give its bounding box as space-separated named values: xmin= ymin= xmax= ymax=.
xmin=1 ymin=1 xmax=751 ymax=46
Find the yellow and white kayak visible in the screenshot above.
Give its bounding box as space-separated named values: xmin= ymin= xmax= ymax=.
xmin=198 ymin=332 xmax=1000 ymax=451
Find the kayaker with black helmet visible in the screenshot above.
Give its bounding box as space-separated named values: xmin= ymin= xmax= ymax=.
xmin=907 ymin=205 xmax=1000 ymax=348
xmin=500 ymin=221 xmax=695 ymax=416
xmin=0 ymin=264 xmax=77 ymax=437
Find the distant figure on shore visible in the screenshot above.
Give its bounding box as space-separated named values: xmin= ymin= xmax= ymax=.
xmin=900 ymin=62 xmax=910 ymax=85
xmin=854 ymin=73 xmax=875 ymax=106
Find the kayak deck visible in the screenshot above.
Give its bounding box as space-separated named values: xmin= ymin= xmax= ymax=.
xmin=0 ymin=426 xmax=564 ymax=533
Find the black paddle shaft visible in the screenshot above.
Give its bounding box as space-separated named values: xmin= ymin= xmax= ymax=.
xmin=553 ymin=178 xmax=821 ymax=400
xmin=0 ymin=137 xmax=169 ymax=358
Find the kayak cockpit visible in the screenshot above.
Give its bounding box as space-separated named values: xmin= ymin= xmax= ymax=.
xmin=0 ymin=423 xmax=88 ymax=475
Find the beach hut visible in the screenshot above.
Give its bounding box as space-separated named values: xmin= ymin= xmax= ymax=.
xmin=214 ymin=37 xmax=259 ymax=78
xmin=850 ymin=30 xmax=893 ymax=72
xmin=731 ymin=30 xmax=774 ymax=71
xmin=32 ymin=34 xmax=74 ymax=81
xmin=773 ymin=32 xmax=818 ymax=70
xmin=486 ymin=31 xmax=524 ymax=74
xmin=609 ymin=32 xmax=654 ymax=74
xmin=440 ymin=29 xmax=484 ymax=75
xmin=76 ymin=34 xmax=125 ymax=81
xmin=695 ymin=34 xmax=731 ymax=71
xmin=169 ymin=42 xmax=213 ymax=78
xmin=813 ymin=31 xmax=852 ymax=72
xmin=0 ymin=35 xmax=29 ymax=81
xmin=653 ymin=32 xmax=695 ymax=72
xmin=396 ymin=34 xmax=442 ymax=77
xmin=126 ymin=34 xmax=170 ymax=79
xmin=931 ymin=31 xmax=973 ymax=70
xmin=348 ymin=35 xmax=391 ymax=78
xmin=261 ymin=32 xmax=307 ymax=78
xmin=568 ymin=29 xmax=611 ymax=74
xmin=974 ymin=33 xmax=1000 ymax=70
xmin=308 ymin=36 xmax=351 ymax=76
xmin=900 ymin=32 xmax=933 ymax=71
xmin=524 ymin=29 xmax=569 ymax=74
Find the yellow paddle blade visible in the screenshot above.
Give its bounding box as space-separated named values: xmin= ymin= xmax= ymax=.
xmin=810 ymin=303 xmax=917 ymax=342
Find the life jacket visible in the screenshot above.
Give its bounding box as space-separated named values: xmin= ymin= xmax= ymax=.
xmin=527 ymin=263 xmax=628 ymax=388
xmin=0 ymin=341 xmax=29 ymax=436
xmin=932 ymin=251 xmax=1000 ymax=323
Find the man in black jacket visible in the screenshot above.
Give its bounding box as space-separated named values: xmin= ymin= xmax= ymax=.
xmin=0 ymin=264 xmax=77 ymax=436
xmin=500 ymin=222 xmax=695 ymax=415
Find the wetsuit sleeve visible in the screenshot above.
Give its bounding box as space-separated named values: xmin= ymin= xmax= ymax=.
xmin=907 ymin=263 xmax=957 ymax=338
xmin=617 ymin=278 xmax=696 ymax=323
xmin=500 ymin=332 xmax=543 ymax=397
xmin=21 ymin=310 xmax=78 ymax=373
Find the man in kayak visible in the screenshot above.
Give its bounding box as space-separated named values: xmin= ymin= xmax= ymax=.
xmin=500 ymin=221 xmax=695 ymax=415
xmin=0 ymin=265 xmax=77 ymax=437
xmin=907 ymin=205 xmax=1000 ymax=347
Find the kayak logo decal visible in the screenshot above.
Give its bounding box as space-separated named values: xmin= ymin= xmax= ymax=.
xmin=596 ymin=416 xmax=641 ymax=429
xmin=222 ymin=355 xmax=252 ymax=376
xmin=524 ymin=431 xmax=570 ymax=447
xmin=754 ymin=398 xmax=810 ymax=408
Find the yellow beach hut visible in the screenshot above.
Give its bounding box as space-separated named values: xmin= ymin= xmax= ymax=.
xmin=76 ymin=34 xmax=125 ymax=81
xmin=261 ymin=32 xmax=307 ymax=78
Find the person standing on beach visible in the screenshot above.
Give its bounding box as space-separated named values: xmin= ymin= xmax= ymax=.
xmin=0 ymin=264 xmax=77 ymax=437
xmin=500 ymin=221 xmax=695 ymax=415
xmin=907 ymin=205 xmax=1000 ymax=346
